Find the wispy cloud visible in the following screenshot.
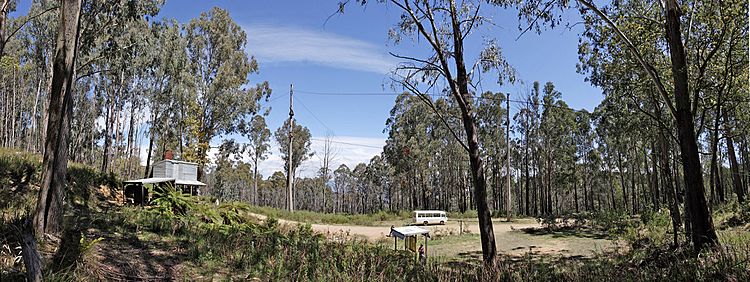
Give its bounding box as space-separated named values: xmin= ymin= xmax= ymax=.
xmin=244 ymin=25 xmax=396 ymax=74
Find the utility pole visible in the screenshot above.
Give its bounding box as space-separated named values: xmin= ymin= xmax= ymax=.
xmin=507 ymin=93 xmax=512 ymax=222
xmin=287 ymin=84 xmax=295 ymax=212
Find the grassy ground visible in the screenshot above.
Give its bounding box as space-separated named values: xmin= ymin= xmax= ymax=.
xmin=375 ymin=222 xmax=620 ymax=266
xmin=246 ymin=205 xmax=412 ymax=226
xmin=427 ymin=228 xmax=618 ymax=261
xmin=246 ymin=205 xmax=537 ymax=228
xmin=2 ymin=149 xmax=749 ymax=281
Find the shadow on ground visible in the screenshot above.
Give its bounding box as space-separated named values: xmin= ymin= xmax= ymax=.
xmin=439 ymin=250 xmax=594 ymax=272
xmin=88 ymin=227 xmax=188 ymax=280
xmin=519 ymin=225 xmax=610 ymax=240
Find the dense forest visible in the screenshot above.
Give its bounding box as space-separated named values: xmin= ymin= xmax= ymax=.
xmin=0 ymin=0 xmax=748 ymax=280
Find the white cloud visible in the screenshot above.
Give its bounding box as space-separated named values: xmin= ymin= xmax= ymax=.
xmin=256 ymin=135 xmax=385 ymax=178
xmin=244 ymin=25 xmax=397 ymax=74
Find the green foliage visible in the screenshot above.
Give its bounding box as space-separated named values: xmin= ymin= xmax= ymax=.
xmin=108 ymin=201 xmax=750 ymax=281
xmin=715 ymin=201 xmax=750 ymax=230
xmin=151 ymin=184 xmax=195 ymax=216
xmin=586 ymin=210 xmax=636 ymax=235
xmin=0 ymin=150 xmax=41 ymax=216
xmin=274 ymin=118 xmax=314 ymax=174
xmin=78 ymin=236 xmax=104 ymax=256
xmin=623 ymin=208 xmax=673 ymax=247
xmin=448 ymin=210 xmax=479 ymax=219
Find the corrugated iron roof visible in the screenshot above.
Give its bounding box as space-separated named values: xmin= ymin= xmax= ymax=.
xmin=175 ymin=179 xmax=206 ymax=186
xmin=124 ymin=177 xmax=174 ymax=184
xmin=124 ymin=177 xmax=206 ymax=186
xmin=390 ymin=226 xmax=429 ymax=239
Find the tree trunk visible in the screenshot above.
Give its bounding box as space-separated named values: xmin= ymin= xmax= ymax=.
xmin=101 ymin=89 xmax=113 ymax=173
xmin=18 ymin=220 xmax=43 ymax=282
xmin=524 ymin=136 xmax=530 ymax=215
xmin=629 ymin=144 xmax=640 ymax=214
xmin=11 ymin=68 xmax=17 ymax=148
xmin=0 ymin=0 xmax=9 ymax=58
xmin=28 ymin=79 xmax=42 ymax=152
xmin=709 ymin=106 xmax=722 ymax=205
xmin=723 ymin=113 xmax=745 ymax=203
xmin=126 ymin=97 xmax=137 ymax=178
xmin=574 ymin=173 xmax=579 ymax=213
xmin=617 ymin=149 xmax=629 ymax=214
xmin=144 ymin=120 xmax=155 ymax=178
xmin=253 ymin=156 xmax=259 ymax=205
xmin=664 ymin=0 xmax=718 ymax=250
xmin=33 ymin=0 xmax=82 ymax=236
xmin=742 ymin=138 xmax=750 ymax=200
xmin=446 ymin=0 xmax=495 ymax=264
xmin=649 ymin=141 xmax=659 ymax=210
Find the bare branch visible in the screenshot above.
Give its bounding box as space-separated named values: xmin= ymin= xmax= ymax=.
xmin=516 ymin=1 xmax=555 ymax=41
xmin=2 ymin=5 xmax=59 ymax=45
xmin=389 ymin=51 xmax=445 ymax=76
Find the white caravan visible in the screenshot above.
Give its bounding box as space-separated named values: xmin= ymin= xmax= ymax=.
xmin=413 ymin=210 xmax=448 ymax=225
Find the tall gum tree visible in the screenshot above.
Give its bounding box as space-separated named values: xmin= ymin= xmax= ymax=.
xmin=274 ymin=119 xmax=313 ymax=211
xmin=516 ymin=0 xmax=722 ymax=250
xmin=33 ymin=0 xmax=81 ymax=236
xmin=185 ymin=7 xmax=269 ymax=178
xmin=344 ymin=0 xmax=516 ymax=264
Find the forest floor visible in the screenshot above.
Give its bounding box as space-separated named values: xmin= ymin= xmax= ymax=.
xmin=248 ymin=212 xmax=621 ymax=263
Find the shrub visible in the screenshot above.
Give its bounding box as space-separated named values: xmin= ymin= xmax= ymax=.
xmin=151 ymin=184 xmax=195 ymax=216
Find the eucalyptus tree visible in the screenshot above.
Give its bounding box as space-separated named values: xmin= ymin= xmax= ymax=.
xmin=0 ymin=0 xmax=57 ymax=60
xmin=14 ymin=1 xmax=58 ymax=154
xmin=0 ymin=0 xmax=58 ymax=153
xmin=0 ymin=0 xmax=15 ymax=58
xmin=184 ymin=7 xmax=268 ymax=177
xmin=274 ymin=119 xmax=313 ymax=211
xmin=538 ymin=82 xmax=576 ymax=215
xmin=354 ymin=0 xmax=519 ymax=263
xmin=333 ymin=164 xmax=352 ymax=213
xmin=143 ymin=19 xmax=189 ymax=177
xmin=476 ymin=91 xmax=508 ymax=212
xmin=241 ymin=114 xmax=272 ymax=205
xmin=366 ymin=155 xmax=389 ymax=211
xmin=513 ymin=82 xmax=542 ymax=216
xmin=33 ymin=0 xmax=81 ymax=237
xmin=518 ymin=0 xmax=725 ymax=249
xmin=213 ymin=139 xmax=245 ymax=200
xmin=573 ymin=110 xmax=595 ymax=212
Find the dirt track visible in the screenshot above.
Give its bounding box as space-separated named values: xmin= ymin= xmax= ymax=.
xmin=249 ymin=213 xmax=540 ymax=241
xmin=249 ymin=213 xmax=619 ymax=258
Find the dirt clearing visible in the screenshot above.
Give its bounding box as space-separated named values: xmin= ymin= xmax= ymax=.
xmin=250 ymin=213 xmax=619 ymax=259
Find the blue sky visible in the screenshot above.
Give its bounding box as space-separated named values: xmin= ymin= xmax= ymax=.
xmin=14 ymin=1 xmax=603 ymax=177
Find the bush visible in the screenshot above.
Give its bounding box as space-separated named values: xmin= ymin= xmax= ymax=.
xmin=151 ymin=184 xmax=195 ymax=216
xmin=716 ymin=201 xmax=750 ymax=230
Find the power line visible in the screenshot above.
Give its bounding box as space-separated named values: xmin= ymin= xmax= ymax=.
xmin=310 ymin=138 xmax=383 ymax=149
xmin=267 ymin=92 xmax=288 ymax=103
xmin=295 ymin=89 xmax=586 ymax=111
xmin=293 ymin=96 xmax=335 ymax=133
